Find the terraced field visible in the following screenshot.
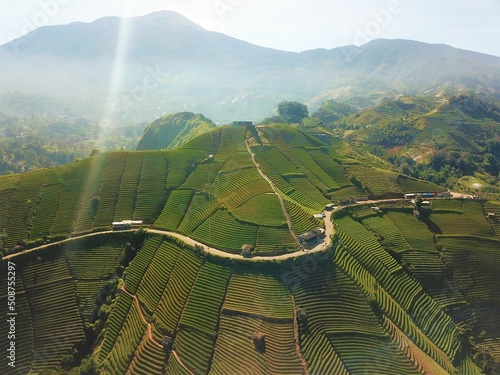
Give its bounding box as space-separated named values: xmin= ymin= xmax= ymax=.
xmin=1 ymin=124 xmax=498 ymax=374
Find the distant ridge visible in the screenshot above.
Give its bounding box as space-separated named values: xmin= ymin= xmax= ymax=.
xmin=0 ymin=11 xmax=499 ymax=121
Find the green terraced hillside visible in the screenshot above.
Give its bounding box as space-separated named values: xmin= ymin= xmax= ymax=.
xmin=1 ymin=123 xmax=499 ymax=374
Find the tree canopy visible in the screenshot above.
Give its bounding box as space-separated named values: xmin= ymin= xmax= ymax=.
xmin=277 ymin=101 xmax=309 ymax=124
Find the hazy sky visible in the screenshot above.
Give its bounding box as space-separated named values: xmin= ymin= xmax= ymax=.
xmin=1 ymin=0 xmax=499 ymax=56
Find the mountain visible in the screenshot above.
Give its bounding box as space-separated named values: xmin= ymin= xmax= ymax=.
xmin=0 ymin=11 xmax=499 ymax=122
xmin=136 ymin=112 xmax=216 ymax=150
xmin=0 ymin=123 xmax=498 ymax=374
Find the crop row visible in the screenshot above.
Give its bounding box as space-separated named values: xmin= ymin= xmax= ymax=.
xmin=125 ymin=334 xmax=165 ymax=375
xmin=255 ymin=226 xmax=296 ymax=254
xmin=133 ymin=151 xmax=168 ymax=223
xmin=135 ymin=240 xmax=182 ymax=320
xmin=192 ymin=209 xmax=258 ymax=252
xmin=155 ymin=189 xmax=195 ymax=231
xmin=210 ymin=314 xmax=303 ymax=375
xmin=223 ymin=271 xmax=293 ymax=320
xmin=100 ymin=297 xmax=146 ymax=374
xmin=4 ymin=168 xmax=47 ymax=248
xmin=72 ymin=152 xmax=109 ymax=234
xmin=345 ymin=164 xmax=401 ymax=197
xmin=164 ymin=148 xmax=207 ymax=189
xmin=124 ymin=235 xmax=163 ymax=294
xmin=231 ymin=194 xmax=286 ymax=226
xmin=51 ymin=158 xmax=92 ymax=236
xmin=385 ymin=211 xmax=438 ymax=251
xmin=152 ymin=249 xmax=202 ymax=337
xmin=114 ymin=152 xmax=143 ymax=222
xmin=30 ymin=167 xmax=70 ymax=239
xmin=307 ymin=149 xmax=353 ymax=187
xmin=284 ymin=199 xmax=322 ymax=235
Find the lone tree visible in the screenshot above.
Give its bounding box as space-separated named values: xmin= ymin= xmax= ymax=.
xmin=277 ymin=101 xmax=309 ymax=124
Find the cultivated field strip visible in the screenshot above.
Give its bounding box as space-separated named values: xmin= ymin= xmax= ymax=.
xmin=133 ymin=151 xmax=168 ymax=222
xmin=177 ymin=193 xmax=219 ymax=235
xmin=72 ymin=152 xmax=109 ymax=234
xmin=4 ymin=169 xmax=47 ymax=248
xmin=114 ymin=152 xmax=143 ymax=222
xmin=93 ymin=152 xmax=128 ymax=229
xmin=307 ymin=148 xmax=353 ymax=188
xmin=192 ymin=209 xmax=258 ymax=252
xmin=152 ymin=248 xmax=202 ymax=337
xmin=124 ymin=235 xmax=163 ymax=294
xmin=135 ymin=240 xmax=182 ymax=320
xmin=223 ymin=271 xmax=293 ymax=320
xmin=175 ymin=263 xmax=231 ymax=373
xmin=100 ymin=295 xmax=147 ymax=374
xmin=30 ymin=166 xmax=70 ymax=240
xmin=51 ymin=158 xmax=92 ymax=237
xmin=155 ymin=189 xmax=195 ymax=231
xmin=210 ymin=315 xmax=303 ymax=375
xmin=0 ymin=271 xmax=34 ymax=375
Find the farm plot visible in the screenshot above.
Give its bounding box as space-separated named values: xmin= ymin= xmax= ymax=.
xmin=180 ymin=160 xmax=224 ymax=190
xmin=287 ymin=177 xmax=329 ymax=209
xmin=30 ymin=166 xmax=70 ymax=240
xmin=133 ymin=151 xmax=168 ymax=223
xmin=0 ymin=271 xmax=33 ymax=375
xmin=135 ymin=240 xmax=183 ymax=320
xmin=177 ymin=192 xmax=219 ymax=235
xmin=215 ymin=125 xmax=248 ymax=161
xmin=72 ymin=152 xmax=109 ymax=234
xmin=218 ymin=150 xmax=254 ymax=173
xmin=438 ymin=236 xmax=500 ymax=354
xmin=192 ymin=209 xmax=258 ymax=252
xmin=396 ymin=174 xmax=446 ymax=193
xmin=345 ymin=164 xmax=402 ymax=197
xmin=125 ymin=334 xmax=166 ymax=375
xmin=210 ymin=315 xmax=303 ymax=375
xmin=254 ymin=226 xmax=297 ymax=254
xmin=231 ymin=194 xmax=286 ymax=226
xmin=92 ymin=152 xmax=128 ymax=229
xmin=27 ymin=279 xmax=85 ymax=372
xmin=113 ymin=152 xmax=143 ymax=222
xmin=3 ymin=168 xmax=47 ymax=248
xmin=175 ymin=262 xmax=231 ymax=374
xmin=431 ymin=200 xmax=497 ymax=238
xmin=223 ymin=271 xmax=293 ymax=320
xmin=154 ymin=189 xmax=195 ymax=231
xmin=100 ymin=296 xmax=147 ymax=374
xmin=361 ymin=213 xmax=413 ymax=253
xmin=292 ymin=146 xmax=339 ymax=190
xmin=294 ymin=260 xmax=420 ymax=375
xmin=152 ymin=249 xmax=202 ymax=338
xmin=164 ymin=148 xmax=207 ymax=189
xmin=51 ymin=158 xmax=92 ymax=237
xmin=307 ymin=149 xmax=353 ymax=188
xmin=284 ymin=199 xmax=322 ymax=235
xmin=385 ymin=210 xmax=438 ymax=251
xmin=124 ymin=235 xmax=163 ymax=294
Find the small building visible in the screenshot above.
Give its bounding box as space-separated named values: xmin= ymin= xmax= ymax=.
xmin=324 ymin=203 xmax=336 ymax=211
xmin=299 ymin=228 xmax=325 ymax=245
xmin=313 ymin=214 xmax=324 ymax=219
xmin=487 ymin=212 xmax=496 ymax=218
xmin=298 ymin=231 xmax=318 ymax=245
xmin=241 ymin=244 xmax=254 ymax=258
xmin=162 ymin=336 xmax=174 ymax=352
xmin=371 ymin=206 xmax=381 ymax=213
xmin=413 ymin=210 xmax=421 ymax=218
xmin=313 ymin=228 xmax=326 ymax=238
xmin=112 ymin=220 xmax=143 ymax=230
xmin=421 ymin=201 xmax=431 ymax=206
